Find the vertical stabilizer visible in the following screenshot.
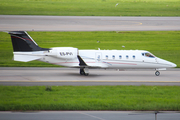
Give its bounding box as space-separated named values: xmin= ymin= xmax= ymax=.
xmin=9 ymin=31 xmax=49 ymax=52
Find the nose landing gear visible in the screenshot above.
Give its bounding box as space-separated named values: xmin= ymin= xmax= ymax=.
xmin=155 ymin=71 xmax=160 ymax=76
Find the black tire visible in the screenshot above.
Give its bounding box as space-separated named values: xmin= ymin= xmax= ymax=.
xmin=84 ymin=73 xmax=89 ymax=76
xmin=80 ymin=68 xmax=89 ymax=76
xmin=155 ymin=71 xmax=160 ymax=76
xmin=80 ymin=69 xmax=85 ymax=75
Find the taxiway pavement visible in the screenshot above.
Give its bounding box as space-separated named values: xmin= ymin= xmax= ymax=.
xmin=0 ymin=67 xmax=179 ymax=86
xmin=0 ymin=15 xmax=180 ymax=31
xmin=0 ymin=111 xmax=180 ymax=120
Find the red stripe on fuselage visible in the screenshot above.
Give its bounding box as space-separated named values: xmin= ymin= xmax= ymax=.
xmin=107 ymin=62 xmax=137 ymax=65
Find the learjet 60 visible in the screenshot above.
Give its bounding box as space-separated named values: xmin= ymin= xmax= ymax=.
xmin=8 ymin=31 xmax=177 ymax=76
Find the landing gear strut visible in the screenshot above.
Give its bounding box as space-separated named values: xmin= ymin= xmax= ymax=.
xmin=155 ymin=71 xmax=160 ymax=76
xmin=80 ymin=68 xmax=89 ymax=76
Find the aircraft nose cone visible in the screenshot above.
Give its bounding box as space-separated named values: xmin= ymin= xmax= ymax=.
xmin=157 ymin=58 xmax=177 ymax=68
xmin=166 ymin=61 xmax=177 ymax=68
xmin=171 ymin=63 xmax=177 ymax=67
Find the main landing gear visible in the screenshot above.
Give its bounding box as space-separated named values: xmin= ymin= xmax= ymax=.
xmin=155 ymin=71 xmax=160 ymax=76
xmin=80 ymin=68 xmax=89 ymax=76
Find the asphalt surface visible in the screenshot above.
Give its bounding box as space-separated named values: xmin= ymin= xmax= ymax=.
xmin=0 ymin=67 xmax=180 ymax=86
xmin=1 ymin=15 xmax=180 ymax=119
xmin=0 ymin=15 xmax=180 ymax=31
xmin=0 ymin=111 xmax=180 ymax=120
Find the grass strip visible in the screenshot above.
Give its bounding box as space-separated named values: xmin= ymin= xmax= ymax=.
xmin=0 ymin=85 xmax=180 ymax=111
xmin=0 ymin=0 xmax=180 ymax=16
xmin=0 ymin=31 xmax=179 ymax=67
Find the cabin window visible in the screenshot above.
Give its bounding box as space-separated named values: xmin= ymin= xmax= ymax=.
xmin=126 ymin=55 xmax=129 ymax=59
xmin=112 ymin=55 xmax=115 ymax=59
xmin=106 ymin=55 xmax=108 ymax=59
xmin=119 ymin=55 xmax=122 ymax=59
xmin=145 ymin=53 xmax=155 ymax=58
xmin=133 ymin=55 xmax=135 ymax=59
xmin=142 ymin=53 xmax=144 ymax=56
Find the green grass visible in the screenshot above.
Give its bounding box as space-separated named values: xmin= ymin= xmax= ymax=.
xmin=0 ymin=31 xmax=179 ymax=67
xmin=0 ymin=0 xmax=180 ymax=16
xmin=0 ymin=86 xmax=180 ymax=111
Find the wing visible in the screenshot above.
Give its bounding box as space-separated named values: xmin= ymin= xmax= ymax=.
xmin=76 ymin=55 xmax=108 ymax=69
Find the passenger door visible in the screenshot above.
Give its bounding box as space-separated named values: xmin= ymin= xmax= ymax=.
xmin=95 ymin=52 xmax=102 ymax=62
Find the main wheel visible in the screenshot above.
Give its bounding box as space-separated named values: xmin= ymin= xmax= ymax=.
xmin=80 ymin=69 xmax=85 ymax=75
xmin=80 ymin=68 xmax=89 ymax=76
xmin=155 ymin=71 xmax=160 ymax=76
xmin=84 ymin=73 xmax=89 ymax=76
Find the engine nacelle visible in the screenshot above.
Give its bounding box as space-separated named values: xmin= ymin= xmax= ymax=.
xmin=50 ymin=47 xmax=78 ymax=59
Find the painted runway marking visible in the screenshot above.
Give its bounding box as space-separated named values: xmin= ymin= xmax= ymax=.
xmin=79 ymin=112 xmax=106 ymax=120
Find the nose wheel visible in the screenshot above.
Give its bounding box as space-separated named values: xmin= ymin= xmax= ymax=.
xmin=155 ymin=71 xmax=160 ymax=76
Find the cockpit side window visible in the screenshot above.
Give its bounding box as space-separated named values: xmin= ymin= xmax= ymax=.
xmin=145 ymin=52 xmax=155 ymax=58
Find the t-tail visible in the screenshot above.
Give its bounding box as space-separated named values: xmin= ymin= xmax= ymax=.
xmin=9 ymin=31 xmax=50 ymax=62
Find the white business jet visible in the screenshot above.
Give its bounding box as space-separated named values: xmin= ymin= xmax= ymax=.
xmin=9 ymin=31 xmax=177 ymax=76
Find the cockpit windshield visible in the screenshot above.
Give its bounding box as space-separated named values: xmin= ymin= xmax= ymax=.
xmin=142 ymin=52 xmax=155 ymax=58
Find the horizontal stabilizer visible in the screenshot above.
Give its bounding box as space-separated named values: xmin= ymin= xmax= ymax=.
xmin=14 ymin=54 xmax=42 ymax=62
